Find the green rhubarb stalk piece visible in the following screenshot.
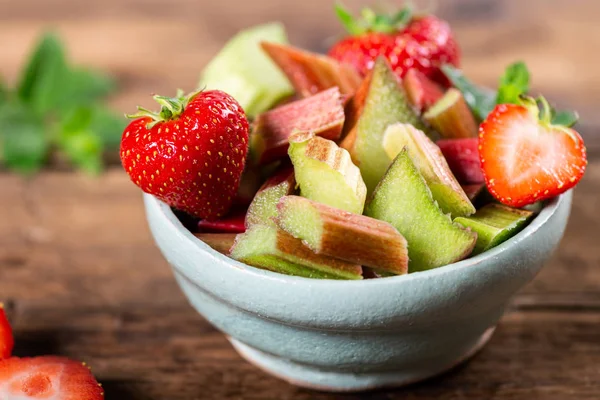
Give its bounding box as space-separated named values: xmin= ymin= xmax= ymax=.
xmin=288 ymin=131 xmax=367 ymax=214
xmin=199 ymin=23 xmax=294 ymax=119
xmin=349 ymin=57 xmax=433 ymax=193
xmin=382 ymin=123 xmax=475 ymax=218
xmin=423 ymin=88 xmax=479 ymax=138
xmin=454 ymin=204 xmax=533 ymax=255
xmin=251 ymin=87 xmax=345 ymax=165
xmin=245 ymin=166 xmax=295 ymax=228
xmin=230 ymin=224 xmax=363 ymax=280
xmin=261 ymin=41 xmax=362 ymax=98
xmin=194 ymin=233 xmax=237 ymax=255
xmin=365 ymin=149 xmax=478 ymax=272
xmin=276 ymin=195 xmax=408 ymax=275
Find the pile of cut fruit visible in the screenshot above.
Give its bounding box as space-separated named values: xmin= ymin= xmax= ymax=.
xmin=120 ymin=4 xmax=587 ymax=279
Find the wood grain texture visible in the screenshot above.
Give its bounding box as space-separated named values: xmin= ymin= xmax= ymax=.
xmin=1 ymin=0 xmax=600 ymax=398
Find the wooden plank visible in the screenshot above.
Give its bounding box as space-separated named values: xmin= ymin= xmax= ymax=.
xmin=7 ymin=303 xmax=600 ymax=399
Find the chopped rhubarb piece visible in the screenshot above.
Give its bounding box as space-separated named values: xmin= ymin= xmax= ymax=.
xmin=289 ymin=132 xmax=366 ymax=214
xmin=346 ymin=57 xmax=434 ymax=193
xmin=339 ymin=69 xmax=373 ymax=154
xmin=230 ymin=225 xmax=363 ymax=280
xmin=261 ymin=42 xmax=362 ymax=98
xmin=382 ymin=123 xmax=475 ymax=218
xmin=194 ymin=233 xmax=237 ymax=255
xmin=437 ymin=138 xmax=485 ymax=184
xmin=402 ymin=68 xmax=445 ymax=112
xmin=198 ymin=208 xmax=247 ymax=233
xmin=365 ymin=149 xmax=477 ymax=272
xmin=251 ymin=87 xmax=345 ymax=165
xmin=462 ymin=183 xmax=485 ymax=202
xmin=424 ymin=88 xmax=479 ymax=138
xmin=455 ymin=204 xmax=533 ymax=255
xmin=276 ymin=196 xmax=408 ymax=275
xmin=246 ymin=167 xmax=295 ymax=228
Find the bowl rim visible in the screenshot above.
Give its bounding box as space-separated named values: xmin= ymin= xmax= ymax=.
xmin=145 ymin=190 xmax=570 ymax=287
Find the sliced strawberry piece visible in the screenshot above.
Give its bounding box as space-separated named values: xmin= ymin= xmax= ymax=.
xmin=261 ymin=42 xmax=362 ymax=98
xmin=402 ymin=68 xmax=445 ymax=112
xmin=251 ymin=87 xmax=345 ymax=165
xmin=437 ymin=138 xmax=485 ymax=184
xmin=198 ymin=208 xmax=247 ymax=233
xmin=0 ymin=304 xmax=13 ymax=360
xmin=0 ymin=356 xmax=104 ymax=399
xmin=479 ymin=98 xmax=587 ymax=207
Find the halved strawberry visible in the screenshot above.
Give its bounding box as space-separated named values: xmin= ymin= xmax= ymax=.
xmin=197 ymin=208 xmax=247 ymax=233
xmin=0 ymin=304 xmax=13 ymax=360
xmin=0 ymin=356 xmax=104 ymax=399
xmin=437 ymin=138 xmax=484 ymax=184
xmin=402 ymin=68 xmax=445 ymax=112
xmin=479 ymin=97 xmax=587 ymax=207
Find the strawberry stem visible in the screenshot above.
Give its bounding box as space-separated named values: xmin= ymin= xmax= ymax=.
xmin=126 ymin=89 xmax=200 ymax=128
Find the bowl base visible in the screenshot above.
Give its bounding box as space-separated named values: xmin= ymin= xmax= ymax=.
xmin=229 ymin=326 xmax=495 ymax=392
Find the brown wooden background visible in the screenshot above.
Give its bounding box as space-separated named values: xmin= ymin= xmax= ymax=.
xmin=1 ymin=0 xmax=600 ymax=399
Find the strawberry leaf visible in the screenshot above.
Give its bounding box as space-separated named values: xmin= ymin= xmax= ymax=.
xmin=551 ymin=110 xmax=579 ymax=127
xmin=441 ymin=64 xmax=496 ymax=121
xmin=0 ymin=102 xmax=48 ymax=174
xmin=335 ymin=2 xmax=366 ymax=35
xmin=496 ymin=61 xmax=530 ymax=105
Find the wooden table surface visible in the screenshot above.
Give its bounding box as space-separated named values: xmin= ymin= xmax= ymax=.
xmin=1 ymin=0 xmax=600 ymax=399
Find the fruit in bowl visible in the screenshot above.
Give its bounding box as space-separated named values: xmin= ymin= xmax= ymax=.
xmin=120 ymin=2 xmax=585 ymax=391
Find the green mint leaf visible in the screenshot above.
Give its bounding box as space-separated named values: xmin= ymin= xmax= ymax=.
xmin=442 ymin=64 xmax=497 ymax=121
xmin=496 ymin=61 xmax=530 ymax=105
xmin=551 ymin=110 xmax=579 ymax=127
xmin=0 ymin=102 xmax=48 ymax=174
xmin=57 ymin=68 xmax=116 ymax=112
xmin=16 ymin=32 xmax=68 ymax=116
xmin=58 ymin=114 xmax=104 ymax=175
xmin=0 ymin=77 xmax=7 ymax=105
xmin=89 ymin=108 xmax=127 ymax=149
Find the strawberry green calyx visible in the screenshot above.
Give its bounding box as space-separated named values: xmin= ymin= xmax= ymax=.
xmin=335 ymin=2 xmax=413 ymax=35
xmin=126 ymin=89 xmax=202 ymax=128
xmin=519 ymin=95 xmax=580 ymax=142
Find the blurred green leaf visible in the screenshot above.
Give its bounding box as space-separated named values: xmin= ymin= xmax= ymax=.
xmin=0 ymin=77 xmax=7 ymax=105
xmin=442 ymin=64 xmax=497 ymax=121
xmin=551 ymin=110 xmax=579 ymax=127
xmin=90 ymin=108 xmax=127 ymax=149
xmin=496 ymin=61 xmax=530 ymax=105
xmin=56 ymin=68 xmax=116 ymax=113
xmin=58 ymin=109 xmax=104 ymax=175
xmin=0 ymin=102 xmax=49 ymax=174
xmin=17 ymin=32 xmax=68 ymax=116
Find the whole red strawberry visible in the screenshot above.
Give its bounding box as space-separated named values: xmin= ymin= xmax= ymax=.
xmin=121 ymin=90 xmax=249 ymax=220
xmin=328 ymin=3 xmax=460 ymax=85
